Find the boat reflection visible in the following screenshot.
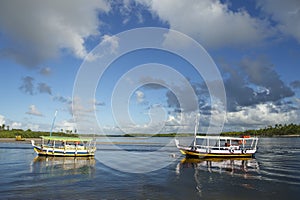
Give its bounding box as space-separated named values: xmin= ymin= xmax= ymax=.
xmin=31 ymin=156 xmax=96 ymax=178
xmin=177 ymin=157 xmax=260 ymax=178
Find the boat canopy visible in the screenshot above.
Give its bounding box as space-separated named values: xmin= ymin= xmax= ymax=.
xmin=195 ymin=135 xmax=257 ymax=140
xmin=40 ymin=136 xmax=93 ymax=142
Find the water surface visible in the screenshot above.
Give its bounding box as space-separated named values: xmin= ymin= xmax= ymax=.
xmin=0 ymin=137 xmax=299 ymax=199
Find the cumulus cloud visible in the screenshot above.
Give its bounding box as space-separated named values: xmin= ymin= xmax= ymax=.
xmin=0 ymin=0 xmax=110 ymax=67
xmin=257 ymin=0 xmax=300 ymax=43
xmin=26 ymin=105 xmax=43 ymax=117
xmin=137 ymin=0 xmax=272 ymax=48
xmin=226 ymin=102 xmax=300 ymax=130
xmin=222 ymin=57 xmax=294 ymax=111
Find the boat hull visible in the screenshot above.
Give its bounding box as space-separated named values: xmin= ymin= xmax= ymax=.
xmin=33 ymin=146 xmax=96 ymax=157
xmin=179 ymin=148 xmax=255 ymax=158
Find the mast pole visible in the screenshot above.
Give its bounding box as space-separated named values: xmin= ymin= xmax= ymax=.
xmin=193 ymin=113 xmax=199 ymax=147
xmin=50 ymin=110 xmax=58 ymax=137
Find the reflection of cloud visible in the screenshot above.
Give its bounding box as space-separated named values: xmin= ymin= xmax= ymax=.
xmin=26 ymin=105 xmax=43 ymax=117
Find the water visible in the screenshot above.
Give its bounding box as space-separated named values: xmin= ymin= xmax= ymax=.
xmin=0 ymin=137 xmax=299 ymax=199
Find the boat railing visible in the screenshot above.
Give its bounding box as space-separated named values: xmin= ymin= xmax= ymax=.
xmin=194 ymin=138 xmax=258 ymax=151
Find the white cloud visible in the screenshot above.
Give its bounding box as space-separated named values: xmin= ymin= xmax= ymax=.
xmin=137 ymin=0 xmax=272 ymax=49
xmin=56 ymin=120 xmax=77 ymax=133
xmin=26 ymin=123 xmax=40 ymax=131
xmin=135 ymin=90 xmax=145 ymax=103
xmin=257 ymin=0 xmax=300 ymax=43
xmin=0 ymin=0 xmax=110 ymax=66
xmin=0 ymin=114 xmax=5 ymax=125
xmin=101 ymin=35 xmax=120 ymax=54
xmin=11 ymin=122 xmax=22 ymax=130
xmin=226 ymin=102 xmax=300 ymax=130
xmin=26 ymin=105 xmax=43 ymax=117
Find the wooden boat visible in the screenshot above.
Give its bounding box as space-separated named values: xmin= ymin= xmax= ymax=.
xmin=31 ymin=136 xmax=96 ymax=157
xmin=175 ymin=135 xmax=258 ymax=158
xmin=175 ymin=115 xmax=258 ymax=158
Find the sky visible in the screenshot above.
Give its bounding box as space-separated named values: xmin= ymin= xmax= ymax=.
xmin=0 ymin=0 xmax=300 ymax=135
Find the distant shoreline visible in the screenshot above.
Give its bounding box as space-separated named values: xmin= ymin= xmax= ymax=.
xmin=1 ymin=134 xmax=300 ymax=144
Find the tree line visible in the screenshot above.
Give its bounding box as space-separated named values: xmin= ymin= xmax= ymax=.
xmin=221 ymin=123 xmax=300 ymax=137
xmin=1 ymin=123 xmax=300 ymax=138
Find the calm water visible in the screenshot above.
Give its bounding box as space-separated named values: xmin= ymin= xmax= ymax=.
xmin=0 ymin=137 xmax=299 ymax=199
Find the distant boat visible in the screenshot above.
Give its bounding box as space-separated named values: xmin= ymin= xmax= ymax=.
xmin=15 ymin=135 xmax=25 ymax=141
xmin=175 ymin=115 xmax=259 ymax=158
xmin=31 ymin=136 xmax=96 ymax=157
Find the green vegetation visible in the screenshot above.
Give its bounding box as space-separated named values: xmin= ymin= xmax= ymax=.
xmin=221 ymin=123 xmax=300 ymax=137
xmin=124 ymin=123 xmax=300 ymax=137
xmin=0 ymin=129 xmax=78 ymax=138
xmin=1 ymin=123 xmax=300 ymax=138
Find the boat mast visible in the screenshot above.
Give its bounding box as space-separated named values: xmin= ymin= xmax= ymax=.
xmin=50 ymin=110 xmax=58 ymax=137
xmin=193 ymin=113 xmax=200 ymax=147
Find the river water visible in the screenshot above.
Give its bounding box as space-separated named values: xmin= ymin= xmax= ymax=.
xmin=0 ymin=137 xmax=299 ymax=199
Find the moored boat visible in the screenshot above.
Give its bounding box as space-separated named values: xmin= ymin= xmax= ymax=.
xmin=31 ymin=136 xmax=96 ymax=157
xmin=175 ymin=114 xmax=258 ymax=158
xmin=175 ymin=135 xmax=258 ymax=158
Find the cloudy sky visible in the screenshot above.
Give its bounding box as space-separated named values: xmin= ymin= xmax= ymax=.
xmin=0 ymin=0 xmax=300 ymax=134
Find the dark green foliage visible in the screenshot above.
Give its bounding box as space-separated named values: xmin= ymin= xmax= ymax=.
xmin=221 ymin=123 xmax=300 ymax=137
xmin=0 ymin=129 xmax=78 ymax=138
xmin=1 ymin=123 xmax=300 ymax=138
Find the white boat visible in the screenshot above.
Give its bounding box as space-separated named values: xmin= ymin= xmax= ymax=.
xmin=31 ymin=136 xmax=96 ymax=157
xmin=175 ymin=115 xmax=259 ymax=158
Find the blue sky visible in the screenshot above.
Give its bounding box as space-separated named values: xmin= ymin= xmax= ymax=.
xmin=0 ymin=0 xmax=300 ymax=134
